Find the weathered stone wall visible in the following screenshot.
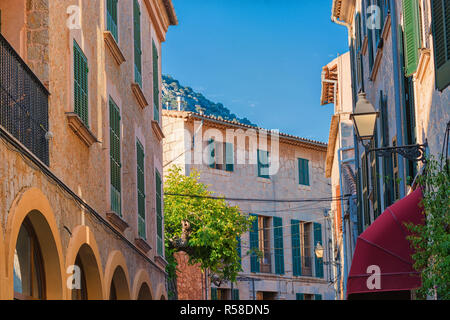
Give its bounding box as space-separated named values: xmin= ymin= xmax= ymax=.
xmin=0 ymin=0 xmax=175 ymax=299
xmin=163 ymin=112 xmax=335 ymax=300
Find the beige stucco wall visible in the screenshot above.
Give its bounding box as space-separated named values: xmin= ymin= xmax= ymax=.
xmin=163 ymin=112 xmax=335 ymax=300
xmin=0 ymin=0 xmax=176 ymax=299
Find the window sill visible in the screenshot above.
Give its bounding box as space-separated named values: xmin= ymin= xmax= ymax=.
xmin=298 ymin=184 xmax=312 ymax=191
xmin=155 ymin=255 xmax=168 ymax=269
xmin=370 ymin=39 xmax=384 ymax=81
xmin=106 ymin=211 xmax=129 ymax=233
xmin=152 ymin=120 xmax=165 ymax=141
xmin=362 ymin=35 xmax=368 ymax=56
xmin=135 ymin=238 xmax=152 ymax=253
xmin=131 ymin=83 xmax=149 ymax=109
xmin=257 ymin=177 xmax=271 ymax=184
xmin=208 ymin=167 xmax=232 ymax=176
xmin=414 ymin=48 xmax=431 ymax=85
xmin=103 ymin=31 xmax=125 ymax=66
xmin=381 ymin=14 xmax=391 ymax=41
xmin=66 ymin=112 xmax=99 ymax=147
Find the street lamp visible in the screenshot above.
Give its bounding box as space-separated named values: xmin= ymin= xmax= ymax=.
xmin=350 ymin=92 xmax=379 ymax=146
xmin=350 ymin=92 xmax=427 ymax=163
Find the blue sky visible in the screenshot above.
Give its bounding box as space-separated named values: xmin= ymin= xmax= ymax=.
xmin=162 ymin=0 xmax=349 ymax=143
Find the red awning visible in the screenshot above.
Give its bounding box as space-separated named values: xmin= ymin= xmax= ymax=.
xmin=347 ymin=188 xmax=425 ymax=297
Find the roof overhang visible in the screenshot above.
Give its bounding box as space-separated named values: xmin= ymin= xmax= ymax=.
xmin=320 ymin=57 xmax=339 ymax=106
xmin=144 ymin=0 xmax=178 ymax=43
xmin=331 ymin=0 xmax=356 ymax=25
xmin=163 ymin=110 xmax=328 ymax=152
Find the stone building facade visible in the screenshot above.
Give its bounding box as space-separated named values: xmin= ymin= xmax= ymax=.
xmin=331 ymin=0 xmax=449 ymax=297
xmin=320 ymin=52 xmax=356 ymax=300
xmin=163 ymin=110 xmax=335 ymax=300
xmin=0 ymin=0 xmax=177 ymax=299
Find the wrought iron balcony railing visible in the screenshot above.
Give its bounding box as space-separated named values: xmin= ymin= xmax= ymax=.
xmin=0 ymin=33 xmax=49 ymax=166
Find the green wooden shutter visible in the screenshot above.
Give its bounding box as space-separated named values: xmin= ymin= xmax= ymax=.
xmin=403 ymin=0 xmax=422 ymax=76
xmin=379 ymin=92 xmax=395 ymax=208
xmin=249 ymin=214 xmax=260 ymax=273
xmin=291 ymin=220 xmax=302 ymax=276
xmin=107 ymin=0 xmax=118 ymax=42
xmin=109 ymin=98 xmax=121 ymax=216
xmin=257 ymin=150 xmax=269 ymax=178
xmin=207 ymin=139 xmax=215 ymax=168
xmin=237 ymin=236 xmax=242 ymax=267
xmin=232 ymin=289 xmax=239 ymax=300
xmin=137 ymin=140 xmax=146 ymax=239
xmin=210 ymin=287 xmax=218 ymax=300
xmin=226 ymin=142 xmax=234 ymax=172
xmin=74 ymin=40 xmax=89 ymax=127
xmin=153 ymin=41 xmax=160 ymax=121
xmin=273 ymin=217 xmax=284 ymax=275
xmin=133 ymin=0 xmax=142 ymax=87
xmin=315 ymin=294 xmax=323 ymax=300
xmin=313 ymin=223 xmax=324 ymax=278
xmin=298 ymin=158 xmax=310 ymax=186
xmin=431 ymin=0 xmax=450 ymax=90
xmin=155 ymin=169 xmax=163 ymax=256
xmin=296 ymin=293 xmax=304 ymax=300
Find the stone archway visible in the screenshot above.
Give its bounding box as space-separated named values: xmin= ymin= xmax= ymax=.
xmin=66 ymin=225 xmax=104 ymax=300
xmin=0 ymin=218 xmax=5 ymax=299
xmin=5 ymin=188 xmax=65 ymax=300
xmin=132 ymin=269 xmax=154 ymax=300
xmin=104 ymin=250 xmax=130 ymax=300
xmin=155 ymin=282 xmax=168 ymax=301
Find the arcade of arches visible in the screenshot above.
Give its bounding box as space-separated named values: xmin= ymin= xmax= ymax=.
xmin=0 ymin=188 xmax=167 ymax=300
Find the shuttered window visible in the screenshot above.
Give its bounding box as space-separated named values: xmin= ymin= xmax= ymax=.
xmin=370 ymin=128 xmax=381 ymax=218
xmin=315 ymin=294 xmax=323 ymax=300
xmin=208 ymin=139 xmax=215 ymax=168
xmin=257 ymin=150 xmax=270 ymax=179
xmin=107 ymin=0 xmax=118 ymax=42
xmin=211 ymin=288 xmax=217 ymax=300
xmin=109 ymin=98 xmax=121 ymax=216
xmin=298 ymin=158 xmax=310 ymax=186
xmin=153 ymin=41 xmax=160 ymax=121
xmin=431 ymin=0 xmax=450 ymax=90
xmin=133 ymin=0 xmax=142 ymax=87
xmin=291 ymin=220 xmax=302 ymax=276
xmin=403 ymin=0 xmax=422 ymax=76
xmin=362 ymin=152 xmax=370 ymax=228
xmin=296 ymin=293 xmax=304 ymax=300
xmin=226 ymin=142 xmax=234 ymax=172
xmin=380 ymin=92 xmax=395 ymax=208
xmin=74 ymin=40 xmax=89 ymax=127
xmin=237 ymin=236 xmax=242 ymax=266
xmin=313 ymin=223 xmax=324 ymax=278
xmin=231 ymin=289 xmax=239 ymax=300
xmin=137 ymin=140 xmax=146 ymax=239
xmin=156 ymin=169 xmax=163 ymax=256
xmin=249 ymin=214 xmax=260 ymax=273
xmin=273 ymin=217 xmax=284 ymax=275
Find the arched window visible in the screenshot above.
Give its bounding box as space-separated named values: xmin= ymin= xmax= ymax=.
xmin=13 ymin=218 xmax=45 ymax=300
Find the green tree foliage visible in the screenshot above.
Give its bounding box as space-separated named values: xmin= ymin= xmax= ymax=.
xmin=407 ymin=156 xmax=450 ymax=300
xmin=164 ymin=166 xmax=253 ymax=289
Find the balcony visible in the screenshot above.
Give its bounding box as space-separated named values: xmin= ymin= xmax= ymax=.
xmin=0 ymin=33 xmax=49 ymax=166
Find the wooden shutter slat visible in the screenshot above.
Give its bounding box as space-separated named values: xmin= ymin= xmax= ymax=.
xmin=313 ymin=222 xmax=324 ymax=278
xmin=273 ymin=217 xmax=284 ymax=275
xmin=249 ymin=214 xmax=260 ymax=273
xmin=403 ymin=0 xmax=421 ymax=76
xmin=291 ymin=220 xmax=302 ymax=276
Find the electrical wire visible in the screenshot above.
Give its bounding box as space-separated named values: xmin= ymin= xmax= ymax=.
xmin=164 ymin=192 xmax=351 ymax=203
